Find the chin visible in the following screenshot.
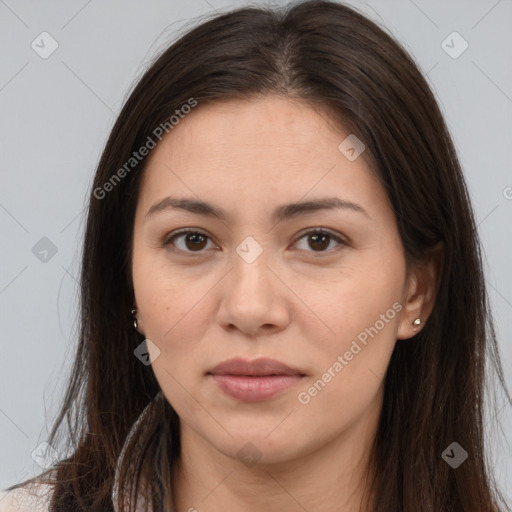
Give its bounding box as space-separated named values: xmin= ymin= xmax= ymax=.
xmin=198 ymin=420 xmax=312 ymax=466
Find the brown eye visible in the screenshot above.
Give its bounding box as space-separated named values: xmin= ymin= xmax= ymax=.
xmin=163 ymin=228 xmax=346 ymax=256
xmin=294 ymin=229 xmax=346 ymax=254
xmin=307 ymin=232 xmax=330 ymax=251
xmin=164 ymin=230 xmax=213 ymax=253
xmin=182 ymin=232 xmax=208 ymax=251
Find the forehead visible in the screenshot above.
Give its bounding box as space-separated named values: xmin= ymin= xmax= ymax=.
xmin=137 ymin=95 xmax=387 ymax=222
xmin=149 ymin=95 xmax=356 ymax=160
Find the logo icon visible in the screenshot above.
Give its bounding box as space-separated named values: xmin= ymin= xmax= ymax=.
xmin=32 ymin=237 xmax=58 ymax=263
xmin=134 ymin=338 xmax=161 ymax=366
xmin=31 ymin=32 xmax=59 ymax=59
xmin=236 ymin=236 xmax=263 ymax=264
xmin=441 ymin=32 xmax=469 ymax=59
xmin=442 ymin=441 xmax=468 ymax=468
xmin=31 ymin=442 xmax=60 ymax=469
xmin=338 ymin=134 xmax=366 ymax=161
xmin=237 ymin=442 xmax=262 ymax=467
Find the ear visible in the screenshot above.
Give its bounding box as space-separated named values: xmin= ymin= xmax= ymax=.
xmin=397 ymin=242 xmax=443 ymax=340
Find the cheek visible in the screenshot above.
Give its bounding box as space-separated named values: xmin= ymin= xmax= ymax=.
xmin=132 ymin=258 xmax=223 ymax=391
xmin=133 ymin=249 xmax=204 ymax=336
xmin=294 ymin=294 xmax=401 ymax=438
xmin=299 ymin=248 xmax=405 ymax=396
xmin=300 ymin=248 xmax=404 ymax=344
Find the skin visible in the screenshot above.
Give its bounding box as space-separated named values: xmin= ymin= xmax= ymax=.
xmin=131 ymin=95 xmax=440 ymax=511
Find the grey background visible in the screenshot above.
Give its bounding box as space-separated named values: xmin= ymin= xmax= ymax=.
xmin=1 ymin=0 xmax=511 ymax=500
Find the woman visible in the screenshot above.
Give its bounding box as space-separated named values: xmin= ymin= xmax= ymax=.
xmin=1 ymin=0 xmax=510 ymax=510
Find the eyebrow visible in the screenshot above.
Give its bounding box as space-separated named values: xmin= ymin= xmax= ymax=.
xmin=145 ymin=196 xmax=369 ymax=223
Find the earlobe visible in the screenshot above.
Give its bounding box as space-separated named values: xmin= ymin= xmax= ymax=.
xmin=130 ymin=308 xmax=138 ymax=329
xmin=412 ymin=317 xmax=422 ymax=332
xmin=130 ymin=307 xmax=144 ymax=335
xmin=397 ymin=242 xmax=443 ymax=340
xmin=397 ymin=317 xmax=423 ymax=340
xmin=396 ymin=272 xmax=420 ymax=340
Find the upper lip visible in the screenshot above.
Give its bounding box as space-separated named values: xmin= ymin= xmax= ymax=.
xmin=208 ymin=357 xmax=304 ymax=376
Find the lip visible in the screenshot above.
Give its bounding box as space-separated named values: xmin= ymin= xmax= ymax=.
xmin=207 ymin=357 xmax=305 ymax=402
xmin=209 ymin=357 xmax=304 ymax=376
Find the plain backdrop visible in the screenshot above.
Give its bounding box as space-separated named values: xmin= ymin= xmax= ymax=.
xmin=1 ymin=0 xmax=511 ymax=501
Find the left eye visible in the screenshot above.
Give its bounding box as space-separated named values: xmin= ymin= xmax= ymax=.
xmin=294 ymin=229 xmax=346 ymax=254
xmin=163 ymin=228 xmax=346 ymax=255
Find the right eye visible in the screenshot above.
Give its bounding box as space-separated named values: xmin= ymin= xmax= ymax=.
xmin=163 ymin=229 xmax=217 ymax=255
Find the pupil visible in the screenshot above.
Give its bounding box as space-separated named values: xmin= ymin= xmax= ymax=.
xmin=310 ymin=233 xmax=329 ymax=251
xmin=183 ymin=233 xmax=330 ymax=252
xmin=186 ymin=233 xmax=206 ymax=251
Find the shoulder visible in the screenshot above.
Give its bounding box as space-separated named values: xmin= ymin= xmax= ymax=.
xmin=0 ymin=483 xmax=53 ymax=512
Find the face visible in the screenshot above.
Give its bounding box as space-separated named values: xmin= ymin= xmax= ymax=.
xmin=131 ymin=95 xmax=417 ymax=466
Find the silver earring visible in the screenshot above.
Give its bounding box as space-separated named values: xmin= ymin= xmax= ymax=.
xmin=412 ymin=318 xmax=422 ymax=332
xmin=131 ymin=308 xmax=138 ymax=329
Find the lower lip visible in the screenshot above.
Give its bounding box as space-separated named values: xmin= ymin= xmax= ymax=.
xmin=210 ymin=374 xmax=303 ymax=402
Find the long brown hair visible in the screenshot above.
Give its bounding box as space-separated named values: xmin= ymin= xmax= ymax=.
xmin=9 ymin=1 xmax=510 ymax=510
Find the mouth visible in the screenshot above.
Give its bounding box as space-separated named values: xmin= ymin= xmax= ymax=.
xmin=207 ymin=357 xmax=306 ymax=402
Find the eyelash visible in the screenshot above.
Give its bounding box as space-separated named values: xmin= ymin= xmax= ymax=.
xmin=162 ymin=228 xmax=347 ymax=256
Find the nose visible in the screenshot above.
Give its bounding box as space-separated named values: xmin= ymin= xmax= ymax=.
xmin=215 ymin=249 xmax=290 ymax=337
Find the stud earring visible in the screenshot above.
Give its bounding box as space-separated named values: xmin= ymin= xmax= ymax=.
xmin=412 ymin=318 xmax=422 ymax=332
xmin=131 ymin=308 xmax=138 ymax=329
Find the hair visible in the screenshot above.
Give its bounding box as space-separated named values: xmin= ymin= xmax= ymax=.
xmin=9 ymin=1 xmax=510 ymax=510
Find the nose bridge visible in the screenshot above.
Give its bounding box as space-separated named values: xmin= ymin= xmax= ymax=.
xmin=216 ymin=235 xmax=288 ymax=334
xmin=231 ymin=234 xmax=274 ymax=299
